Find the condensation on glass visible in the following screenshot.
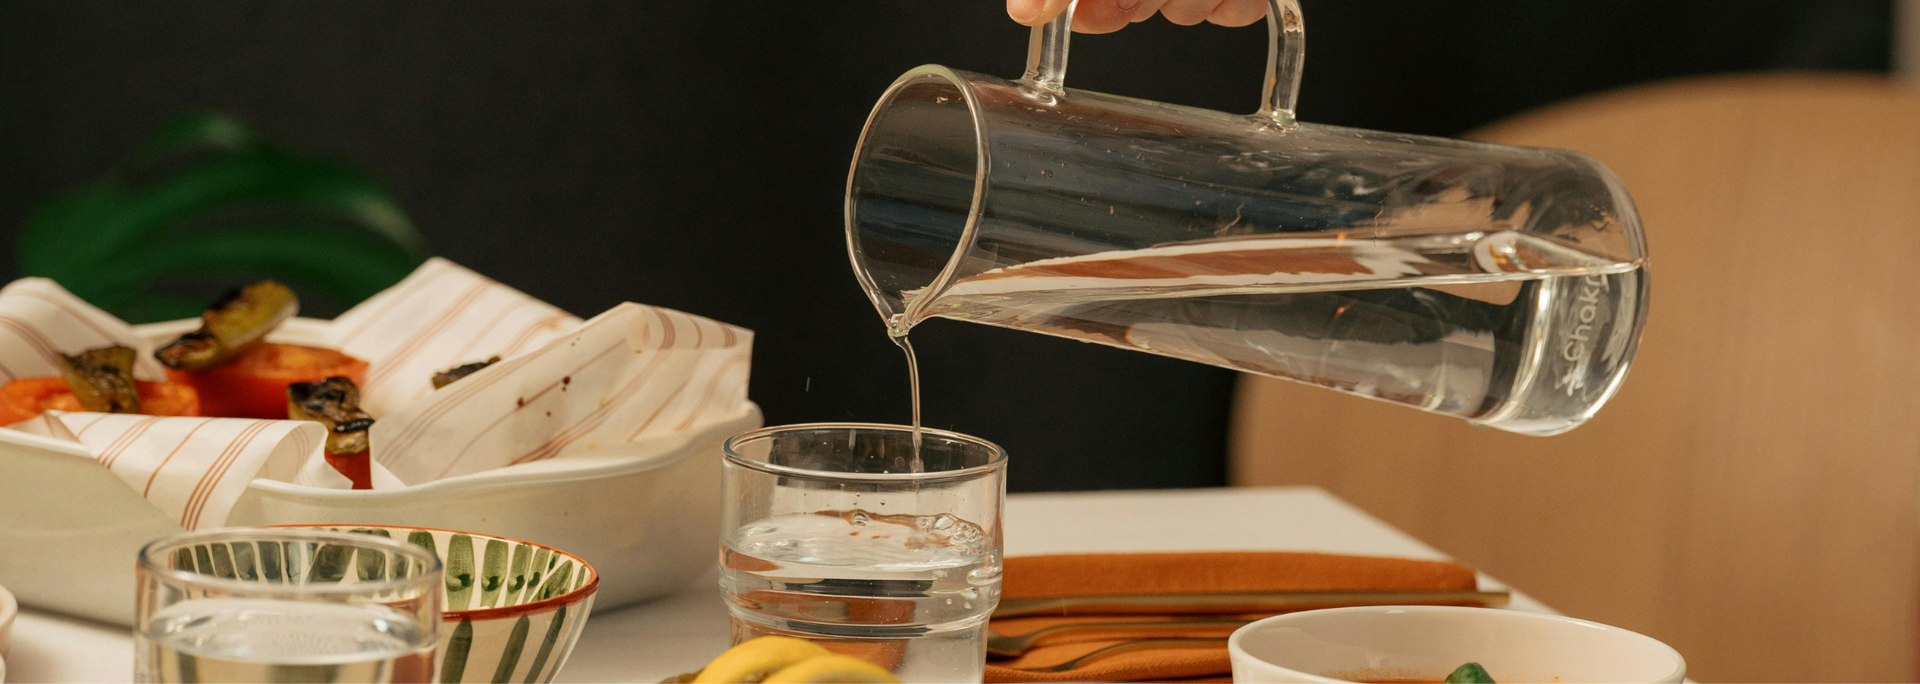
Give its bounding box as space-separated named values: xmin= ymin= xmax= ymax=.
xmin=846 ymin=0 xmax=1647 ymax=436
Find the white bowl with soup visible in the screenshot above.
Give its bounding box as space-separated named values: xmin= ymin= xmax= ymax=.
xmin=1228 ymin=606 xmax=1685 ymax=683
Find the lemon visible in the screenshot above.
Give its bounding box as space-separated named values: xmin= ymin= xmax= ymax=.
xmin=761 ymin=655 xmax=901 ymax=683
xmin=691 ymin=636 xmax=833 ymax=684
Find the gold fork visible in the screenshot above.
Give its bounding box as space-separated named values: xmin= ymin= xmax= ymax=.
xmin=1005 ymin=637 xmax=1230 ymax=672
xmin=986 ymin=619 xmax=1250 ymax=657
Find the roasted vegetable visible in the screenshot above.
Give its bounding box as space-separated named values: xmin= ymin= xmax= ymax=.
xmin=166 ymin=343 xmax=368 ymax=419
xmin=1445 ymin=662 xmax=1495 ymax=684
xmin=155 ymin=280 xmax=298 ymax=370
xmin=431 ymin=356 xmax=500 ymax=389
xmin=56 ymin=345 xmax=141 ymax=413
xmin=288 ymin=376 xmax=375 ymax=489
xmin=0 ymin=377 xmax=199 ymax=424
xmin=288 ymin=376 xmax=373 ymax=454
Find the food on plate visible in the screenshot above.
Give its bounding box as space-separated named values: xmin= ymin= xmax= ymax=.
xmin=166 ymin=342 xmax=368 ymax=419
xmin=1445 ymin=662 xmax=1495 ymax=683
xmin=152 ymin=278 xmax=368 ymax=419
xmin=0 ymin=344 xmax=202 ymax=424
xmin=6 ymin=282 xmax=378 ymax=483
xmin=287 ymin=376 xmax=373 ymax=454
xmin=1358 ymin=662 xmax=1496 ymax=684
xmin=155 ymin=280 xmax=299 ymax=370
xmin=56 ymin=345 xmax=141 ymax=413
xmin=0 ymin=376 xmax=200 ymax=424
xmin=288 ymin=376 xmax=375 ymax=490
xmin=431 ymin=356 xmax=500 ymax=389
xmin=665 ymin=636 xmax=900 ymax=684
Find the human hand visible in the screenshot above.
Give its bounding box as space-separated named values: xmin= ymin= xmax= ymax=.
xmin=1006 ymin=0 xmax=1269 ymax=34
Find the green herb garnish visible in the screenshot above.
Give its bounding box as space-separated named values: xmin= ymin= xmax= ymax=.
xmin=1444 ymin=662 xmax=1495 ymax=684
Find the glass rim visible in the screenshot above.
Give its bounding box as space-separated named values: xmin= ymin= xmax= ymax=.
xmin=844 ymin=65 xmax=988 ymax=328
xmin=723 ymin=422 xmax=1007 ymax=482
xmin=137 ymin=527 xmax=443 ymax=596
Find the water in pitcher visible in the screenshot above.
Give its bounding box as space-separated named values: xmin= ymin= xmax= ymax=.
xmin=881 ymin=229 xmax=1644 ymax=436
xmin=720 ymin=510 xmax=997 ymax=681
xmin=136 ymin=599 xmax=434 ymax=683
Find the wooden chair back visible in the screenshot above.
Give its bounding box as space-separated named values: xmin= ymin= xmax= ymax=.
xmin=1230 ymin=74 xmax=1920 ymax=682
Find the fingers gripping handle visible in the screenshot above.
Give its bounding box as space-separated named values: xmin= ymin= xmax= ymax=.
xmin=1260 ymin=0 xmax=1305 ymax=122
xmin=1021 ymin=0 xmax=1306 ymax=123
xmin=1021 ymin=0 xmax=1075 ymax=92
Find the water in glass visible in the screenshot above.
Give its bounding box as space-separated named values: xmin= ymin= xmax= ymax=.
xmin=721 ymin=509 xmax=997 ymax=682
xmin=136 ymin=599 xmax=433 ymax=683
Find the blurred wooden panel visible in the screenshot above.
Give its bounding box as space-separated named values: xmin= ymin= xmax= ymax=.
xmin=1230 ymin=74 xmax=1920 ymax=682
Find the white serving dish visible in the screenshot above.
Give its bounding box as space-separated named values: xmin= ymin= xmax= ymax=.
xmin=1228 ymin=605 xmax=1686 ymax=683
xmin=0 ymin=318 xmax=758 ymax=626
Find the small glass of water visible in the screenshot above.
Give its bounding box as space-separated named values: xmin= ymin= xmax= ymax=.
xmin=721 ymin=423 xmax=1007 ymax=683
xmin=135 ymin=528 xmax=443 ymax=683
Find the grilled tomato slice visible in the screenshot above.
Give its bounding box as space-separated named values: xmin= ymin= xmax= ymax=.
xmin=165 ymin=343 xmax=368 ymax=419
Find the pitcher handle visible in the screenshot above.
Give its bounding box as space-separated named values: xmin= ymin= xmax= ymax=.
xmin=1022 ymin=0 xmax=1306 ymax=124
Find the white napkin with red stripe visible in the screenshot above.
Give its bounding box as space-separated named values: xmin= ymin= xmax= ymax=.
xmin=0 ymin=258 xmax=753 ymax=530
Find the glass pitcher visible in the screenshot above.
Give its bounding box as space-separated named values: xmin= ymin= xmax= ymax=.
xmin=845 ymin=0 xmax=1648 ymax=436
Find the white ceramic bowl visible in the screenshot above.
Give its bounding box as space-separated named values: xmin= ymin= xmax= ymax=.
xmin=0 ymin=318 xmax=758 ymax=626
xmin=1228 ymin=606 xmax=1685 ymax=683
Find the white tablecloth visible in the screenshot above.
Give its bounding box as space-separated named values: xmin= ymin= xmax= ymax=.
xmin=5 ymin=487 xmax=1550 ymax=683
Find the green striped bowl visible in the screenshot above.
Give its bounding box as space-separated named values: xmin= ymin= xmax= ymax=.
xmin=273 ymin=525 xmax=598 ymax=683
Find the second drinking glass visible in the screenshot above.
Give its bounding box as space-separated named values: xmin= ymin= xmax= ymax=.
xmin=135 ymin=528 xmax=443 ymax=683
xmin=720 ymin=423 xmax=1007 ymax=683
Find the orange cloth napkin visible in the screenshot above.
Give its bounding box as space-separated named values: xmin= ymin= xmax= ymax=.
xmin=984 ymin=551 xmax=1478 ymax=683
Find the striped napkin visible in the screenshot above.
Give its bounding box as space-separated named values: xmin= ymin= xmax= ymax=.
xmin=0 ymin=258 xmax=753 ymax=530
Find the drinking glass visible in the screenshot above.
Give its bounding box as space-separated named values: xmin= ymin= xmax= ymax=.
xmin=135 ymin=528 xmax=443 ymax=684
xmin=720 ymin=423 xmax=1007 ymax=683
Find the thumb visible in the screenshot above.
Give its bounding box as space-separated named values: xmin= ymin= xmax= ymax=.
xmin=1008 ymin=0 xmax=1073 ymax=26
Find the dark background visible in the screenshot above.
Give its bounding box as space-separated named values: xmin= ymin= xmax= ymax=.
xmin=0 ymin=1 xmax=1891 ymax=491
